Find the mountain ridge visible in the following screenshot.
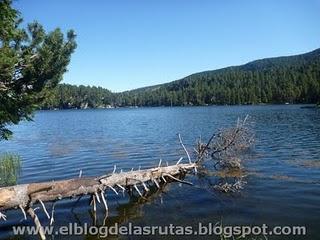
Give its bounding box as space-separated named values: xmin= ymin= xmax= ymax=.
xmin=42 ymin=48 xmax=320 ymax=109
xmin=125 ymin=48 xmax=320 ymax=93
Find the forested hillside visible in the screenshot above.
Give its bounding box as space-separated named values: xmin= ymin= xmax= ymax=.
xmin=42 ymin=48 xmax=320 ymax=109
xmin=41 ymin=84 xmax=113 ymax=109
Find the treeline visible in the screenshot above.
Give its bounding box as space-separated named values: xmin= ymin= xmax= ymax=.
xmin=41 ymin=84 xmax=114 ymax=109
xmin=41 ymin=48 xmax=320 ymax=109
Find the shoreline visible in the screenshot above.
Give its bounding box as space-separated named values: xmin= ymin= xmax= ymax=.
xmin=38 ymin=103 xmax=319 ymax=111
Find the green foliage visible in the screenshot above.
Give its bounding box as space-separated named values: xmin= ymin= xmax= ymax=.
xmin=0 ymin=153 xmax=21 ymax=187
xmin=119 ymin=48 xmax=320 ymax=107
xmin=0 ymin=0 xmax=77 ymax=140
xmin=41 ymin=48 xmax=320 ymax=109
xmin=41 ymin=84 xmax=113 ymax=109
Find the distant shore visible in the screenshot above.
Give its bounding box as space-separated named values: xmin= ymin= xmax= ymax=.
xmin=39 ymin=103 xmax=319 ymax=111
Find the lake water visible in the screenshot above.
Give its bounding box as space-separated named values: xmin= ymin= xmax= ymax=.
xmin=0 ymin=105 xmax=319 ymax=239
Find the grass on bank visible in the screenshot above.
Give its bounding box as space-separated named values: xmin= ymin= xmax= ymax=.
xmin=0 ymin=153 xmax=21 ymax=187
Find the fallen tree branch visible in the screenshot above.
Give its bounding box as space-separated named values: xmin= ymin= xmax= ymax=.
xmin=178 ymin=134 xmax=192 ymax=163
xmin=0 ymin=118 xmax=254 ymax=239
xmin=0 ymin=162 xmax=197 ymax=212
xmin=27 ymin=208 xmax=46 ymax=240
xmin=0 ymin=162 xmax=197 ymax=239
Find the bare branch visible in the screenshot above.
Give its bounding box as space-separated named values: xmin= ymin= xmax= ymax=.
xmin=27 ymin=208 xmax=46 ymax=240
xmin=39 ymin=199 xmax=50 ymax=219
xmin=178 ymin=134 xmax=192 ymax=163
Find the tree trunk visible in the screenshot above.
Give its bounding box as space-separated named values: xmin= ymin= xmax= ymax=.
xmin=0 ymin=162 xmax=196 ymax=211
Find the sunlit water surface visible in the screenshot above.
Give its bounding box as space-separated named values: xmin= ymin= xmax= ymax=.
xmin=0 ymin=105 xmax=319 ymax=239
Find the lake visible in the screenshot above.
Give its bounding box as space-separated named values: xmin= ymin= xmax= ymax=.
xmin=0 ymin=105 xmax=319 ymax=239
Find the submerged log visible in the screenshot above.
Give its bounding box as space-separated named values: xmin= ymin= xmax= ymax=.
xmin=0 ymin=118 xmax=252 ymax=240
xmin=0 ymin=162 xmax=196 ymax=211
xmin=0 ymin=160 xmax=197 ymax=240
xmin=0 ymin=161 xmax=197 ymax=234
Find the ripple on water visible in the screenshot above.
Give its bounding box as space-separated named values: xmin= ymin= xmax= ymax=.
xmin=0 ymin=105 xmax=319 ymax=240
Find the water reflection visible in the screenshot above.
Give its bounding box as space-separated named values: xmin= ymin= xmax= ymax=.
xmin=0 ymin=105 xmax=319 ymax=239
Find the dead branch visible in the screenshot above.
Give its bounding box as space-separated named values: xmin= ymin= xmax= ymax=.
xmin=0 ymin=118 xmax=255 ymax=239
xmin=0 ymin=162 xmax=197 ymax=211
xmin=27 ymin=208 xmax=46 ymax=240
xmin=210 ymin=115 xmax=254 ymax=170
xmin=194 ymin=116 xmax=254 ymax=192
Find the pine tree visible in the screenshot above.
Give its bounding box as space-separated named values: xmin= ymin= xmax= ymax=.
xmin=0 ymin=0 xmax=77 ymax=140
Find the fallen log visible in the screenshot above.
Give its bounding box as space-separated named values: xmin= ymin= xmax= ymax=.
xmin=0 ymin=160 xmax=198 ymax=240
xmin=0 ymin=117 xmax=253 ymax=240
xmin=0 ymin=162 xmax=196 ymax=211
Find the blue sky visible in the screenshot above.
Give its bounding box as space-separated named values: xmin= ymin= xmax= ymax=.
xmin=14 ymin=0 xmax=320 ymax=92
